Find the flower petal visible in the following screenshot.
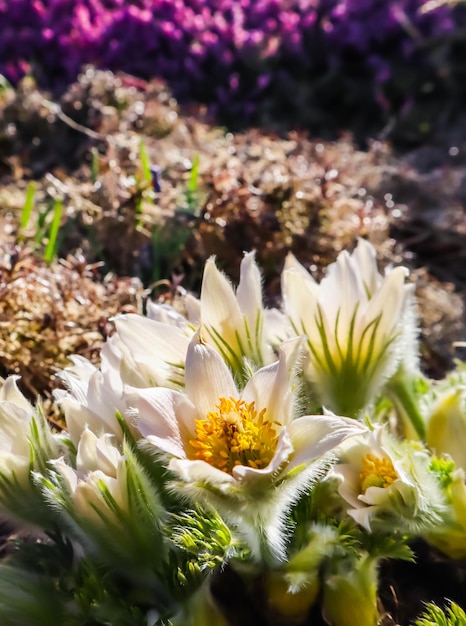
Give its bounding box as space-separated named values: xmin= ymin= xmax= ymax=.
xmin=129 ymin=387 xmax=197 ymax=458
xmin=287 ymin=415 xmax=367 ymax=470
xmin=200 ymin=257 xmax=243 ymax=356
xmin=169 ymin=458 xmax=235 ymax=485
xmin=352 ymin=238 xmax=380 ymax=295
xmin=241 ymin=337 xmax=302 ymax=426
xmin=236 ymin=251 xmax=263 ymax=329
xmin=185 ymin=332 xmax=237 ymax=418
xmin=113 ymin=313 xmax=190 ymax=386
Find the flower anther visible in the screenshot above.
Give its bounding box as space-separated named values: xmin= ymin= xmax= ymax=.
xmin=190 ymin=397 xmax=279 ymax=474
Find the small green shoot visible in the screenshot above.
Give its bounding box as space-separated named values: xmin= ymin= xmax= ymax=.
xmin=19 ymin=181 xmax=36 ymax=232
xmin=139 ymin=140 xmax=152 ymax=185
xmin=90 ymin=147 xmax=100 ymax=185
xmin=185 ymin=153 xmax=200 ymax=213
xmin=44 ymin=198 xmax=63 ymax=262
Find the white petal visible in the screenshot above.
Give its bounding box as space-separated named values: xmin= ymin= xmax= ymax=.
xmin=236 ymin=251 xmax=263 ymax=328
xmin=333 ymin=463 xmax=363 ymax=509
xmin=242 ymin=337 xmax=302 ymax=426
xmin=352 ymin=238 xmax=380 ymax=295
xmin=282 ymin=268 xmax=319 ymax=338
xmin=0 ymin=376 xmax=33 ymax=412
xmin=146 ymin=301 xmax=189 ymax=328
xmin=287 ymin=415 xmax=367 ymax=470
xmin=263 ymin=308 xmax=292 ymax=346
xmin=319 ymin=251 xmax=367 ymax=334
xmin=129 ymin=387 xmax=197 ymax=458
xmin=60 ymin=397 xmax=107 ymax=446
xmin=185 ymin=333 xmax=237 ymax=418
xmin=184 ymin=294 xmax=201 ymax=325
xmin=200 ymin=257 xmax=243 ymax=353
xmin=113 ymin=314 xmax=189 ymax=384
xmin=283 ymin=253 xmax=319 ymax=289
xmin=51 ymin=458 xmax=78 ymax=493
xmin=169 ymin=458 xmax=235 ymax=484
xmin=362 ymin=266 xmax=407 ymax=344
xmin=76 ymin=428 xmax=99 ymax=474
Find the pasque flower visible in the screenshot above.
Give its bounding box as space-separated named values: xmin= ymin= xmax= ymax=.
xmin=0 ymin=376 xmax=59 ymax=524
xmin=197 ymin=252 xmax=288 ymax=381
xmin=128 ymin=331 xmax=366 ymax=561
xmin=282 ymin=238 xmax=414 ymax=417
xmin=42 ymin=427 xmax=167 ymax=573
xmin=333 ymin=426 xmax=444 ymax=533
xmin=131 ymin=332 xmax=364 ymax=488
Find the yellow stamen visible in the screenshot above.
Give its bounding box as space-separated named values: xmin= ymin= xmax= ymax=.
xmin=189 ymin=397 xmax=279 ymax=474
xmin=359 ymin=453 xmax=398 ymax=492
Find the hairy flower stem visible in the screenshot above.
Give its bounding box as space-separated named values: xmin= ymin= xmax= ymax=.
xmin=386 ymin=368 xmax=426 ymax=440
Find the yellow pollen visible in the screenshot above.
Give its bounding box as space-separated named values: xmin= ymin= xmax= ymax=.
xmin=359 ymin=453 xmax=398 ymax=492
xmin=189 ymin=397 xmax=279 ymax=475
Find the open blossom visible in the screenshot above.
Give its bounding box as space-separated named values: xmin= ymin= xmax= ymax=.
xmin=128 ymin=332 xmax=366 ymax=492
xmin=197 ymin=252 xmax=289 ymax=380
xmin=55 ymin=355 xmax=128 ymax=446
xmin=281 ymin=238 xmax=415 ymax=417
xmin=333 ymin=426 xmax=444 ymax=532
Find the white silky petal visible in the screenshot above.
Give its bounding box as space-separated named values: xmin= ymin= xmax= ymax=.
xmin=0 ymin=376 xmax=33 ymax=412
xmin=333 ymin=463 xmax=364 ymax=509
xmin=76 ymin=428 xmax=99 ymax=474
xmin=146 ymin=301 xmax=189 ymax=328
xmin=60 ymin=398 xmax=114 ymax=447
xmin=287 ymin=415 xmax=367 ymax=470
xmin=184 ymin=293 xmax=201 ymax=325
xmin=347 ymin=505 xmax=376 ymax=531
xmin=282 ymin=268 xmax=319 ymax=337
xmin=200 ymin=257 xmax=243 ymax=351
xmin=242 ymin=337 xmax=302 ymax=426
xmin=362 ymin=266 xmax=407 ymax=337
xmin=129 ymin=387 xmax=197 ymax=458
xmin=319 ymin=251 xmax=367 ymax=334
xmin=185 ymin=333 xmax=237 ymax=418
xmin=283 ymin=253 xmax=319 ymax=289
xmin=236 ymin=251 xmax=263 ymax=328
xmin=169 ymin=458 xmax=235 ymax=485
xmin=86 ymin=371 xmax=124 ymax=433
xmin=114 ymin=314 xmax=190 ymax=381
xmin=51 ymin=458 xmax=78 ymax=493
xmin=263 ymin=308 xmax=292 ymax=345
xmin=0 ymin=402 xmax=32 ymax=457
xmin=232 ymin=428 xmax=293 ymax=482
xmin=352 ymin=238 xmax=381 ymax=295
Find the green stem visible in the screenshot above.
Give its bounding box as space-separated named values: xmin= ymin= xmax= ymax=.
xmin=385 ymin=369 xmax=426 ymax=440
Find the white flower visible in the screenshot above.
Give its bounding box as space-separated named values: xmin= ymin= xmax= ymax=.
xmin=110 ymin=313 xmax=191 ymax=389
xmin=199 ymin=252 xmax=289 ymax=379
xmin=0 ymin=377 xmax=60 ymax=524
xmin=47 ymin=428 xmax=166 ymax=568
xmin=282 ymin=238 xmax=414 ymax=416
xmin=333 ymin=426 xmax=444 ymax=532
xmin=129 ymin=332 xmax=365 ymax=491
xmin=55 ymin=355 xmax=128 ymax=446
xmin=0 ymin=377 xmax=35 ymax=485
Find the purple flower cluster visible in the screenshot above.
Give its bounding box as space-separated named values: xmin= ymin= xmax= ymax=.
xmin=0 ymin=0 xmax=455 ymax=128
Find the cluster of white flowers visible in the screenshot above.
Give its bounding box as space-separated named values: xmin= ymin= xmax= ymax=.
xmin=0 ymin=239 xmax=464 ymax=626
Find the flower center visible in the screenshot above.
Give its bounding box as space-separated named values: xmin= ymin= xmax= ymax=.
xmin=359 ymin=453 xmax=398 ymax=492
xmin=189 ymin=397 xmax=279 ymax=474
